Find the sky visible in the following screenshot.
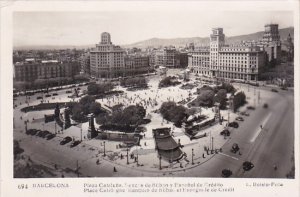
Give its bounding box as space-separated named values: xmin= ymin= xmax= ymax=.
xmin=13 ymin=11 xmax=294 ymax=47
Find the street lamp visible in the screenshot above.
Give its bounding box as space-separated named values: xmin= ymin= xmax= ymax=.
xmin=103 ymin=141 xmax=106 ymax=157
xmin=159 ymin=155 xmax=162 ymax=170
xmin=192 ymin=149 xmax=194 ymax=165
xmin=126 ymin=148 xmax=129 ymax=165
xmin=24 ymin=121 xmax=28 ymax=132
xmin=136 ymin=150 xmax=139 ymax=166
xmin=76 ymin=160 xmax=80 ymax=177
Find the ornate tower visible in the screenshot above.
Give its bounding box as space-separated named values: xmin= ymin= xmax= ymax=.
xmin=64 ymin=108 xmax=71 ymax=129
xmin=210 ymin=28 xmax=225 ymax=77
xmin=54 ymin=103 xmax=60 ymax=119
xmin=87 ymin=113 xmax=97 ymax=139
xmin=262 ymin=24 xmax=281 ymax=64
xmin=101 ymin=32 xmax=112 ymax=45
xmin=287 ymin=33 xmax=294 ymax=61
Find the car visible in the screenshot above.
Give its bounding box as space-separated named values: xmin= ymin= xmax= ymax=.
xmin=243 ymin=161 xmax=254 ymax=171
xmin=228 ymin=121 xmax=239 ymax=128
xmin=36 ymin=130 xmax=44 ymax=137
xmin=40 ymin=130 xmax=51 ymax=138
xmin=263 ymin=103 xmax=268 ymax=108
xmin=45 ymin=94 xmax=51 ymax=97
xmin=231 ymin=143 xmax=240 ymax=153
xmin=25 ymin=92 xmax=35 ymax=96
xmin=70 ymin=140 xmax=81 ymax=148
xmin=66 ymin=90 xmax=72 ymax=94
xmin=240 ymin=111 xmax=249 ymax=116
xmin=281 ymin=87 xmax=288 ymax=90
xmin=26 ymin=129 xmax=38 ymax=135
xmin=46 ymin=133 xmax=56 ymax=140
xmin=236 ymin=116 xmax=244 ymax=121
xmin=37 ymin=96 xmax=43 ymax=100
xmin=60 ymin=136 xmax=72 ymax=145
xmin=52 ymin=93 xmax=58 ymax=96
xmin=271 ymin=88 xmax=278 ymax=92
xmin=247 ymin=106 xmax=255 ymax=110
xmin=220 ymin=129 xmax=230 ymax=136
xmin=221 ymin=169 xmax=232 ymax=178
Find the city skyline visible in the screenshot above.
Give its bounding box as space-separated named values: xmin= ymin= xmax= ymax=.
xmin=13 ymin=11 xmax=293 ymax=48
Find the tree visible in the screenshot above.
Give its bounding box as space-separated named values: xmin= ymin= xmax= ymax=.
xmin=160 ymin=102 xmax=177 ymax=120
xmin=214 ymin=89 xmax=227 ymax=109
xmin=218 ymin=83 xmax=235 ymax=94
xmin=196 ymin=85 xmax=214 ymax=94
xmin=158 ymin=76 xmax=179 ymax=88
xmin=192 ymin=90 xmax=215 ymax=107
xmin=233 ymin=92 xmax=246 ymax=112
xmin=87 ymin=83 xmax=98 ymax=95
xmin=71 ymin=104 xmax=85 ymax=121
xmin=87 ymin=82 xmax=114 ymax=95
xmin=69 ymin=95 xmax=106 ymax=122
xmin=79 ymin=95 xmax=95 ymax=106
xmin=89 ymin=102 xmax=103 ymax=116
xmin=95 ymin=105 xmax=146 ymax=132
xmin=160 ymin=101 xmax=187 ymax=127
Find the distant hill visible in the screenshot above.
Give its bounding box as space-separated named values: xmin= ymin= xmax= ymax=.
xmin=14 ymin=44 xmax=94 ymax=51
xmin=123 ymin=27 xmax=294 ymax=48
xmin=14 ymin=27 xmax=293 ymax=50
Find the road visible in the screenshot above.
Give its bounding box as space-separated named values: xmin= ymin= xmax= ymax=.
xmin=174 ymin=88 xmax=294 ymax=178
xmin=14 ymin=85 xmax=295 ymax=178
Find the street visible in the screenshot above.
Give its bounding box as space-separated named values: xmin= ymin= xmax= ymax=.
xmin=14 ymin=83 xmax=295 ymax=178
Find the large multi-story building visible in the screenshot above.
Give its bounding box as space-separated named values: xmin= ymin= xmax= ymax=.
xmin=188 ymin=47 xmax=210 ymax=76
xmin=124 ymin=54 xmax=151 ymax=76
xmin=90 ymin=32 xmax=126 ymax=78
xmin=14 ymin=60 xmax=81 ymax=82
xmin=286 ymin=33 xmax=294 ymax=61
xmin=80 ymin=51 xmax=90 ymax=75
xmin=258 ymin=24 xmax=281 ymax=64
xmin=90 ymin=32 xmax=152 ymax=78
xmin=188 ymin=27 xmax=266 ymax=81
xmin=153 ymin=47 xmax=188 ymax=68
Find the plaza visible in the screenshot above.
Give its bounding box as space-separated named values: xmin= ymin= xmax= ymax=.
xmin=13 ymin=68 xmax=294 ymax=178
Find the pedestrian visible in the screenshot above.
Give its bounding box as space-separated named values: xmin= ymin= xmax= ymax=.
xmin=260 ymin=125 xmax=263 ymax=129
xmin=113 ymin=167 xmax=117 ymax=172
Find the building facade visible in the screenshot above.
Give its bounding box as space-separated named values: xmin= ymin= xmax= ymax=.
xmin=90 ymin=32 xmax=152 ymax=78
xmin=188 ymin=27 xmax=266 ymax=81
xmin=80 ymin=51 xmax=90 ymax=75
xmin=90 ymin=32 xmax=126 ymax=78
xmin=259 ymin=24 xmax=281 ymax=64
xmin=124 ymin=54 xmax=151 ymax=76
xmin=14 ymin=60 xmax=81 ymax=82
xmin=153 ymin=47 xmax=188 ymax=68
xmin=188 ymin=47 xmax=210 ymax=76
